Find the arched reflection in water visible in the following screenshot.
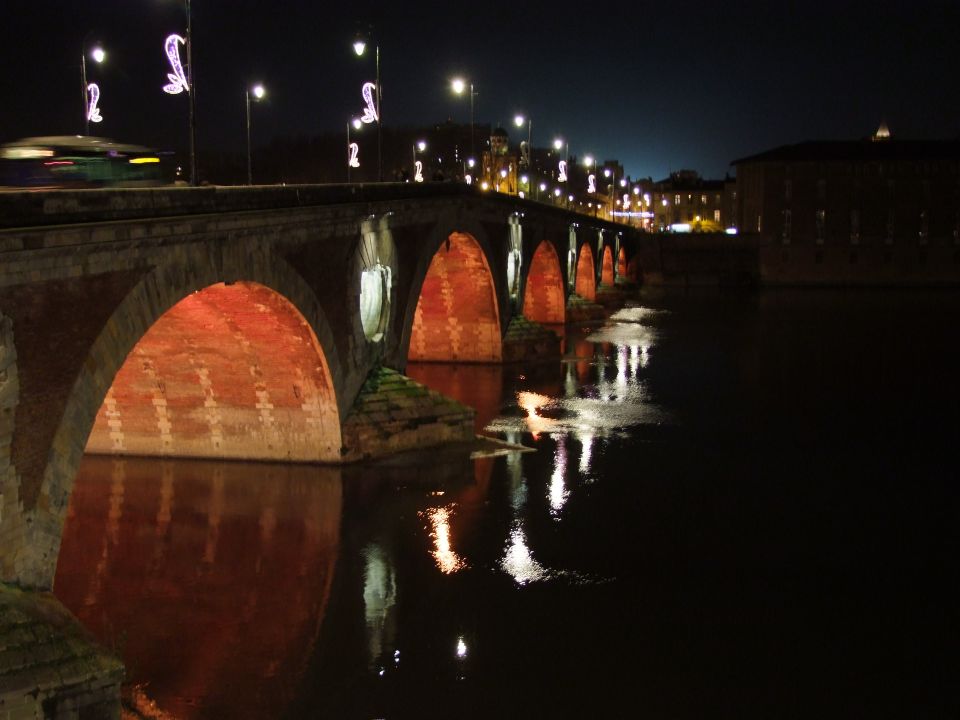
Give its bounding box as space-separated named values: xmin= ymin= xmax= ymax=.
xmin=53 ymin=456 xmax=342 ymax=719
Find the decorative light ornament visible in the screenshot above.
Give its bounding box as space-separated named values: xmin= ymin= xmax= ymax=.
xmin=558 ymin=160 xmax=567 ymax=183
xmin=86 ymin=83 xmax=102 ymax=123
xmin=348 ymin=142 xmax=360 ymax=168
xmin=359 ymin=82 xmax=378 ymax=123
xmin=588 ymin=174 xmax=596 ymax=193
xmin=414 ymin=160 xmax=423 ymax=182
xmin=162 ymin=34 xmax=189 ymax=94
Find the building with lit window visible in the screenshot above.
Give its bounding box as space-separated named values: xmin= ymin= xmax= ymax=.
xmin=733 ymin=126 xmax=960 ymax=283
xmin=480 ymin=127 xmax=519 ymax=194
xmin=650 ymin=170 xmax=730 ymax=231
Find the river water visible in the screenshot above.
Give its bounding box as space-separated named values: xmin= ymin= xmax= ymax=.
xmin=54 ymin=289 xmax=959 ymax=719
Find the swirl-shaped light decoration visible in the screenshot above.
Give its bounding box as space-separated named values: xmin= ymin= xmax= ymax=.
xmin=162 ymin=34 xmax=189 ymax=95
xmin=86 ymin=83 xmax=102 ymax=123
xmin=359 ymin=82 xmax=378 ymax=124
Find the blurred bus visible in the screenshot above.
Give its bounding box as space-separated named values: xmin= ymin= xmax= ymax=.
xmin=0 ymin=136 xmax=173 ymax=188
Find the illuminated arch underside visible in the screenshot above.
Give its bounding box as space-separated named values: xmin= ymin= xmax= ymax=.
xmin=617 ymin=247 xmax=628 ymax=280
xmin=575 ymin=247 xmax=597 ymax=302
xmin=601 ymin=246 xmax=615 ymax=285
xmin=523 ymin=240 xmax=566 ymax=324
xmin=85 ymin=282 xmax=341 ymax=462
xmin=409 ymin=232 xmax=502 ymax=362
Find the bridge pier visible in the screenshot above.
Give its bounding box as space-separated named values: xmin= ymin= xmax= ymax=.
xmin=0 ymin=585 xmax=122 ymax=719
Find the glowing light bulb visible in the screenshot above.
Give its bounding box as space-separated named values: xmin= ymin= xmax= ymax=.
xmin=417 ymin=140 xmax=427 ymax=152
xmin=162 ymin=34 xmax=189 ymax=95
xmin=352 ymin=117 xmax=362 ymax=129
xmin=539 ymin=182 xmax=547 ymax=192
xmin=553 ymin=138 xmax=563 ymax=151
xmin=252 ymin=84 xmax=265 ymax=99
xmin=514 ymin=114 xmax=525 ymax=127
xmin=353 ymin=39 xmax=366 ymax=56
xmin=583 ymin=155 xmax=594 ymax=167
xmin=451 ymin=78 xmax=466 ymax=94
xmin=91 ymin=47 xmax=105 ymax=64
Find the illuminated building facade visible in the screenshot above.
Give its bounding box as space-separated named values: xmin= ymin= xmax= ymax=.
xmin=650 ymin=170 xmax=729 ymax=231
xmin=481 ymin=127 xmax=518 ymax=194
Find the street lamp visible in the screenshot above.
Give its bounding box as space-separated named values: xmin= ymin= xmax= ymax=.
xmin=451 ymin=77 xmax=477 ymax=161
xmin=412 ymin=139 xmax=426 ymax=182
xmin=553 ymin=137 xmax=568 ymax=182
xmin=353 ymin=32 xmax=382 ymax=182
xmin=514 ymin=113 xmax=532 ymax=168
xmin=245 ymin=83 xmax=265 ymax=185
xmin=80 ymin=43 xmax=105 ymax=135
xmin=347 ymin=117 xmax=361 ymax=182
xmin=161 ymin=0 xmax=197 ymax=184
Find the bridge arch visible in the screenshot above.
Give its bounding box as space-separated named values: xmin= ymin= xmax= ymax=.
xmin=406 ymin=225 xmax=503 ymax=362
xmin=9 ymin=247 xmax=343 ymax=589
xmin=574 ymin=243 xmax=597 ymax=301
xmin=601 ymin=245 xmax=615 ymax=286
xmin=522 ymin=240 xmax=566 ymax=324
xmin=617 ymin=247 xmax=628 ymax=279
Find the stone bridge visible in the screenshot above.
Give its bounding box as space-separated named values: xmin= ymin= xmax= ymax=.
xmin=0 ymin=183 xmax=643 ymax=592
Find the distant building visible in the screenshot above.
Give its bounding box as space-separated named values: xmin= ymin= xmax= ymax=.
xmin=733 ymin=126 xmax=960 ymax=246
xmin=481 ymin=127 xmax=518 ymax=195
xmin=649 ymin=170 xmax=732 ymax=231
xmin=732 ymin=125 xmax=960 ymax=284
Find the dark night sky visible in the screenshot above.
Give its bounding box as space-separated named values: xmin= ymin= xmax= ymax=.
xmin=2 ymin=0 xmax=957 ymax=180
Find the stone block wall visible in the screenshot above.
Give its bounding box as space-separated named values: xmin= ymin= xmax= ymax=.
xmin=341 ymin=368 xmax=475 ymax=461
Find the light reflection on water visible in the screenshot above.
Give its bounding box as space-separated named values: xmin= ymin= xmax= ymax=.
xmin=52 ymin=294 xmax=960 ymax=717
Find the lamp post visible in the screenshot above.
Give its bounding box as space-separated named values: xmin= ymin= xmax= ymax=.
xmin=245 ymin=83 xmax=265 ymax=185
xmin=347 ymin=117 xmax=361 ymax=182
xmin=353 ymin=35 xmax=381 ymax=182
xmin=553 ymin=137 xmax=568 ymax=185
xmin=80 ymin=43 xmax=105 ymax=135
xmin=584 ymin=156 xmax=597 ymax=215
xmin=451 ymin=78 xmax=476 ymax=161
xmin=412 ymin=139 xmax=426 ymax=182
xmin=604 ymin=167 xmax=617 ymax=220
xmin=514 ymin=114 xmax=532 ymax=168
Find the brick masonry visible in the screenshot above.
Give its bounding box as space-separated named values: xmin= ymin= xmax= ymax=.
xmin=522 ymin=241 xmax=566 ymax=324
xmin=575 ymin=245 xmax=597 ymax=301
xmin=0 ymin=188 xmax=632 ymax=591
